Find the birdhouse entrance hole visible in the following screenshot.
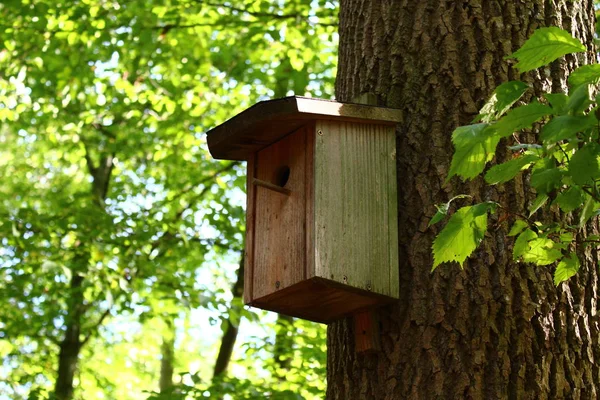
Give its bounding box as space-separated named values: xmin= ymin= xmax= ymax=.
xmin=274 ymin=165 xmax=291 ymax=187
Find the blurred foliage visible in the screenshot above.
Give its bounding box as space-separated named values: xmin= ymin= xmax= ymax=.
xmin=0 ymin=0 xmax=336 ymax=399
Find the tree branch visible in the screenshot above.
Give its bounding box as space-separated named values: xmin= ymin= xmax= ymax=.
xmin=80 ymin=308 xmax=112 ymax=347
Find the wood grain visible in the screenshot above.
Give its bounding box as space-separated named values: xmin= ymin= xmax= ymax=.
xmin=252 ymin=127 xmax=307 ymax=300
xmin=243 ymin=154 xmax=256 ymax=304
xmin=206 ymin=96 xmax=402 ymax=161
xmin=353 ymin=310 xmax=381 ymax=353
xmin=314 ymin=120 xmax=399 ymax=298
xmin=305 ymin=123 xmax=316 ymax=281
xmin=249 ymin=277 xmax=395 ymax=324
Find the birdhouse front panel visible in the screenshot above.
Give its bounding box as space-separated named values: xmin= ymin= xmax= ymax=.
xmin=250 ymin=126 xmax=312 ymax=301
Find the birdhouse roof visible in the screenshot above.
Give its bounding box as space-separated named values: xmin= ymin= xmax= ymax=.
xmin=206 ymin=96 xmax=402 ymax=161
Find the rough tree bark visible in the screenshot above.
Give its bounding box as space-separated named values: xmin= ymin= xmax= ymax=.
xmin=328 ymin=1 xmax=599 ymax=399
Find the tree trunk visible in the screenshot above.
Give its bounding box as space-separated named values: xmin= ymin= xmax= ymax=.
xmin=159 ymin=318 xmax=175 ymax=393
xmin=54 ymin=274 xmax=84 ymax=400
xmin=213 ymin=255 xmax=244 ymax=377
xmin=329 ymin=1 xmax=599 ymax=399
xmin=273 ymin=314 xmax=294 ymax=377
xmin=54 ymin=152 xmax=114 ymax=399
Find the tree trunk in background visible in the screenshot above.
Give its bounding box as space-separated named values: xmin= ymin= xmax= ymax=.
xmin=159 ymin=318 xmax=175 ymax=393
xmin=54 ymin=153 xmax=114 ymax=400
xmin=273 ymin=314 xmax=294 ymax=377
xmin=54 ymin=274 xmax=84 ymax=400
xmin=213 ymin=256 xmax=244 ymax=377
xmin=329 ymin=1 xmax=599 ymax=399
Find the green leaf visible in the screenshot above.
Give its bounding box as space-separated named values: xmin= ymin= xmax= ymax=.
xmin=531 ymin=166 xmax=563 ymax=194
xmin=494 ymin=102 xmax=552 ymax=138
xmin=475 ymin=81 xmax=529 ymax=123
xmin=529 ymin=194 xmax=549 ymax=216
xmin=448 ymin=124 xmax=501 ymax=181
xmin=559 ymin=231 xmax=574 ymax=243
xmin=508 ymin=219 xmax=529 ymax=237
xmin=429 ymin=207 xmax=448 ymax=227
xmin=540 ymin=115 xmax=594 ymax=143
xmin=428 ymin=194 xmax=472 ymax=227
xmin=543 ymin=93 xmax=569 ymax=115
xmin=579 ymin=195 xmax=599 ymax=227
xmin=554 ymin=253 xmax=580 ymax=285
xmin=568 ymin=64 xmax=600 ymax=88
xmin=485 ymin=154 xmax=538 ymax=184
xmin=513 ymin=228 xmax=538 ymax=260
xmin=566 ymin=84 xmax=592 ymax=114
xmin=522 ymin=237 xmax=564 ymax=265
xmin=553 ymin=186 xmax=584 ymax=213
xmin=568 ymin=143 xmax=600 ymax=185
xmin=508 ymin=27 xmax=586 ymax=73
xmin=432 ymin=203 xmax=495 ymax=270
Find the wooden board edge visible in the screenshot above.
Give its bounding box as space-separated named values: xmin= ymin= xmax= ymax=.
xmin=305 ymin=122 xmax=316 ymax=280
xmin=387 ymin=126 xmax=400 ymax=298
xmin=206 ymin=97 xmax=403 ymax=161
xmin=243 ymin=154 xmax=257 ymax=305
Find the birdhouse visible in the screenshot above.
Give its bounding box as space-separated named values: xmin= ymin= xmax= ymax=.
xmin=207 ymin=96 xmax=401 ymax=323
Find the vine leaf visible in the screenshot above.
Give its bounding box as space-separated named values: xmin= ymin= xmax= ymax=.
xmin=531 ymin=166 xmax=563 ymax=194
xmin=432 ymin=203 xmax=496 ymax=270
xmin=493 ymin=102 xmax=552 ymax=138
xmin=521 ymin=237 xmax=564 ymax=265
xmin=508 ymin=27 xmax=586 ymax=73
xmin=513 ymin=229 xmax=538 ymax=260
xmin=485 ymin=154 xmax=538 ymax=184
xmin=508 ymin=219 xmax=529 ymax=237
xmin=428 ymin=195 xmax=472 ymax=227
xmin=554 ymin=254 xmax=580 ymax=286
xmin=566 ymin=84 xmax=592 ymax=114
xmin=543 ymin=93 xmax=569 ymax=114
xmin=448 ymin=124 xmax=500 ymax=181
xmin=568 ymin=64 xmax=600 ymax=88
xmin=579 ymin=196 xmax=599 ymax=227
xmin=568 ymin=143 xmax=600 ymax=185
xmin=540 ymin=114 xmax=595 ymax=143
xmin=529 ymin=194 xmax=549 ymax=216
xmin=475 ymin=81 xmax=529 ymax=123
xmin=553 ymin=186 xmax=584 ymax=213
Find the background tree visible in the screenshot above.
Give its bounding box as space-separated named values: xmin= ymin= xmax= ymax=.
xmin=328 ymin=1 xmax=600 ymax=399
xmin=0 ymin=1 xmax=335 ymax=399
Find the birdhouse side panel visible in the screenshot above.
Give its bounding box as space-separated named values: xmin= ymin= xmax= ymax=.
xmin=250 ymin=127 xmax=310 ymax=300
xmin=314 ymin=120 xmax=399 ymax=298
xmin=243 ymin=154 xmax=257 ymax=305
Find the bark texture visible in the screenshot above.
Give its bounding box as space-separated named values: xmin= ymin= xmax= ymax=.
xmin=328 ymin=1 xmax=599 ymax=399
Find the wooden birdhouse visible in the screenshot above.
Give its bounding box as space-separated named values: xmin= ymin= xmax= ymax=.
xmin=207 ymin=96 xmax=401 ymax=323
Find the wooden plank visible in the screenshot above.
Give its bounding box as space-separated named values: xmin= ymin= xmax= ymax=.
xmin=249 ymin=277 xmax=395 ymax=324
xmin=386 ymin=126 xmax=400 ymax=298
xmin=243 ymin=154 xmax=257 ymax=304
xmin=354 ymin=310 xmax=381 ymax=353
xmin=314 ymin=120 xmax=399 ymax=298
xmin=305 ymin=123 xmax=315 ymax=280
xmin=206 ymin=96 xmax=402 ymax=161
xmin=252 ymin=127 xmax=307 ymax=300
xmin=314 ymin=120 xmax=344 ymax=284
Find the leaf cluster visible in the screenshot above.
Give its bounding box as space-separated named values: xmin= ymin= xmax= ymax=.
xmin=432 ymin=27 xmax=598 ymax=286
